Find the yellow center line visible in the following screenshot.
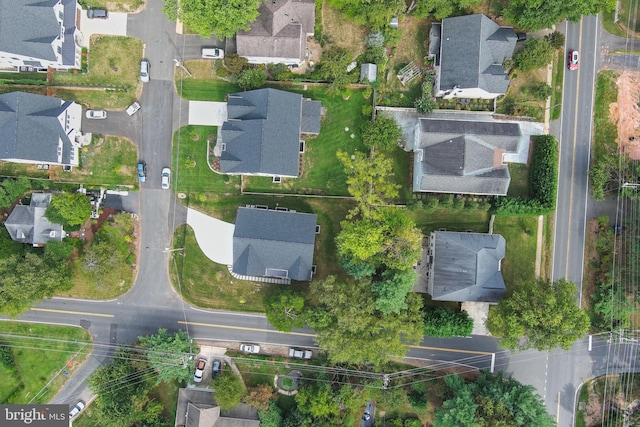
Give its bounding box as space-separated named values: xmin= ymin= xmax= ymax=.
xmin=31 ymin=308 xmax=114 ymax=318
xmin=180 ymin=321 xmax=492 ymax=355
xmin=564 ymin=19 xmax=584 ymax=277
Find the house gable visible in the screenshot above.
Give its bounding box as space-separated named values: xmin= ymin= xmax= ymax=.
xmin=4 ymin=193 xmax=64 ymax=246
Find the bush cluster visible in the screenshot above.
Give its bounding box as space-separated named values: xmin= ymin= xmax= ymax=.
xmin=423 ymin=307 xmax=473 ymax=337
xmin=0 ymin=342 xmax=15 ymax=369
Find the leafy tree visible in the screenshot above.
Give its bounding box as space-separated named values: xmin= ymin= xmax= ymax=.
xmin=164 ymin=0 xmax=262 ymax=39
xmin=237 ymin=67 xmax=267 ymax=90
xmin=44 ymin=239 xmax=76 ymax=263
xmin=295 ymin=382 xmax=340 ymax=421
xmin=362 ymin=114 xmax=403 ymax=152
xmin=407 ymin=382 xmax=428 ymax=412
xmin=434 ymin=371 xmax=555 ymax=426
xmin=138 ymin=329 xmax=192 ymax=383
xmin=413 ymin=0 xmax=482 ymax=19
xmin=504 ymin=0 xmax=614 ymax=31
xmin=303 ymin=306 xmax=334 ymax=330
xmin=0 ymin=177 xmax=32 ymax=208
xmin=372 ymin=270 xmax=417 ymax=314
xmin=531 ymin=82 xmax=552 ymax=100
xmin=486 ymin=279 xmax=590 ymax=351
xmin=514 ymin=39 xmax=554 ymax=72
xmin=337 ymin=150 xmax=399 ymax=218
xmin=258 ymin=401 xmax=282 ymax=427
xmin=311 ymin=276 xmax=424 ymax=367
xmin=80 ymin=237 xmax=126 ymax=280
xmin=328 ymin=0 xmax=405 ymax=29
xmin=336 ymin=217 xmax=385 ymax=266
xmin=264 ymin=288 xmax=306 ymax=332
xmin=282 ymin=408 xmax=306 ymax=427
xmin=245 ymin=384 xmax=274 ymax=412
xmin=0 ymin=253 xmax=70 ymax=316
xmin=45 ymin=192 xmax=91 ymax=228
xmin=213 ymin=371 xmax=246 ymax=409
xmin=339 ymin=255 xmax=377 ymax=279
xmin=224 ymin=54 xmax=249 ymax=74
xmin=545 ymin=30 xmax=565 ymax=49
xmin=377 ymin=208 xmax=422 ymax=271
xmin=423 ymin=307 xmax=474 ymax=337
xmin=316 ymin=48 xmax=355 ymax=95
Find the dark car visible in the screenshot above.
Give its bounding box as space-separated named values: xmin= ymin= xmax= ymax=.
xmin=87 ymin=8 xmax=108 ymax=19
xmin=137 ymin=162 xmax=146 ymax=183
xmin=212 ymin=360 xmax=221 ymax=378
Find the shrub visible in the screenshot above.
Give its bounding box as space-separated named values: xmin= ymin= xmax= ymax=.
xmin=223 ymin=54 xmax=248 ymax=74
xmin=0 ymin=342 xmax=15 ymax=369
xmin=423 ymin=307 xmax=473 ymax=337
xmin=452 ymin=197 xmax=464 ymax=210
xmin=362 ymin=104 xmax=373 ymax=116
xmin=365 ymin=31 xmax=384 ymax=48
xmin=383 ymin=28 xmax=402 ymax=46
xmin=531 ymin=82 xmax=552 ymax=100
xmin=514 ymin=39 xmax=554 ymax=72
xmin=423 ymin=196 xmax=439 ymax=212
xmin=267 ymin=63 xmax=289 ymax=80
xmin=236 ymin=68 xmax=267 ymax=90
xmin=529 ymin=135 xmax=558 ymax=208
xmin=545 ymin=31 xmax=565 ymax=49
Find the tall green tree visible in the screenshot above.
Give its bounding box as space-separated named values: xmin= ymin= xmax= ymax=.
xmin=213 ymin=371 xmax=246 ymax=409
xmin=264 ymin=288 xmax=306 ymax=332
xmin=45 ymin=192 xmax=91 ymax=228
xmin=486 ymin=279 xmax=590 ymax=351
xmin=295 ymin=382 xmax=341 ymax=421
xmin=504 ymin=0 xmax=615 ymax=31
xmin=316 ymin=48 xmax=355 ymax=95
xmin=372 ymin=270 xmax=417 ymax=314
xmin=362 ymin=114 xmax=403 ymax=152
xmin=138 ymin=329 xmax=192 ymax=383
xmin=310 ymin=276 xmax=423 ymax=367
xmin=513 ymin=39 xmax=554 ymax=72
xmin=434 ymin=371 xmax=555 ymax=427
xmin=164 ymin=0 xmax=263 ymax=39
xmin=337 ymin=150 xmax=399 ymax=219
xmin=327 ymin=0 xmax=405 ymax=29
xmin=423 ymin=307 xmax=474 ymax=338
xmin=412 ymin=0 xmax=482 ymax=20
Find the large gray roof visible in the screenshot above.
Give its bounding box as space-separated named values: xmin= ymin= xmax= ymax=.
xmin=232 ymin=207 xmax=317 ymax=281
xmin=0 ymin=92 xmax=75 ymax=165
xmin=236 ymin=0 xmax=315 ymax=63
xmin=429 ymin=231 xmax=506 ymax=302
xmin=0 ymin=0 xmax=77 ymax=66
xmin=414 ymin=117 xmax=523 ymax=195
xmin=439 ymin=14 xmax=516 ymax=94
xmin=220 ymin=89 xmax=307 ymax=176
xmin=4 ymin=193 xmax=63 ymax=245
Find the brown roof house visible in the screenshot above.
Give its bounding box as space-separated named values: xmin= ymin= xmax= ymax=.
xmin=175 ymin=388 xmax=259 ymax=427
xmin=236 ymin=0 xmax=315 ymax=66
xmin=424 ymin=231 xmax=506 ymax=303
xmin=4 ymin=193 xmax=64 ymax=247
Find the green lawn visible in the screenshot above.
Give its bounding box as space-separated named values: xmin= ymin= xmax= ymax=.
xmin=0 ymin=162 xmax=50 ymax=179
xmin=550 ymin=49 xmax=564 ymax=121
xmin=407 ymin=208 xmax=490 ymax=234
xmin=507 ymin=163 xmax=529 ymax=198
xmin=492 ymin=216 xmax=538 ymax=288
xmin=172 ymin=125 xmax=242 ymax=194
xmin=80 ymin=0 xmax=145 ymax=11
xmin=55 ymin=135 xmax=138 ymax=187
xmin=177 ymin=78 xmax=241 ymax=102
xmin=594 ymin=71 xmax=619 ymax=148
xmin=0 ymin=322 xmax=90 ymax=404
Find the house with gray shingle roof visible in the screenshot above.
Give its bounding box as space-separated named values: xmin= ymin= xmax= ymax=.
xmin=5 ymin=193 xmax=64 ymax=246
xmin=236 ymin=0 xmax=315 ymax=66
xmin=0 ymin=91 xmax=82 ymax=167
xmin=425 ymin=231 xmax=506 ymax=303
xmin=232 ymin=206 xmax=318 ymax=281
xmin=412 ymin=116 xmax=532 ymax=196
xmin=431 ymin=14 xmax=516 ymax=99
xmin=219 ymin=88 xmax=321 ymax=178
xmin=175 ymin=388 xmax=259 ymax=427
xmin=0 ymin=0 xmax=82 ymax=71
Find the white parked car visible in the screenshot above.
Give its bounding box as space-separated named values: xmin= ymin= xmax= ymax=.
xmin=240 ymin=343 xmax=260 ymax=353
xmin=161 ymin=167 xmax=171 ymax=190
xmin=69 ymin=401 xmax=85 ymax=419
xmin=85 ymin=110 xmax=106 ymax=119
xmin=140 ymin=59 xmax=150 ymax=83
xmin=193 ymin=358 xmax=206 ymax=383
xmin=201 ymin=47 xmax=224 ymax=59
xmin=126 ymin=101 xmax=141 ymax=116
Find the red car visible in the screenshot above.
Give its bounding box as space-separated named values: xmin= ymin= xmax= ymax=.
xmin=568 ymin=50 xmax=579 ymax=70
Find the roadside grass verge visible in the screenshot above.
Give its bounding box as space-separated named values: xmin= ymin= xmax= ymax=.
xmin=55 ymin=135 xmax=138 ymax=187
xmin=80 ymin=0 xmax=145 ymax=11
xmin=406 ymin=208 xmax=490 ymax=234
xmin=0 ymin=322 xmax=90 ymax=404
xmin=172 ymin=126 xmax=241 ymax=194
xmin=177 ymin=77 xmax=240 ymax=102
xmin=53 ymin=36 xmax=142 ymax=88
xmin=492 ymin=216 xmax=538 ymax=288
xmin=550 ymin=49 xmax=564 ymax=121
xmin=594 ymin=71 xmax=619 ymax=146
xmin=243 ymin=85 xmax=369 ymax=196
xmin=602 ymin=0 xmax=640 ymax=38
xmin=507 ymin=163 xmax=530 ymax=198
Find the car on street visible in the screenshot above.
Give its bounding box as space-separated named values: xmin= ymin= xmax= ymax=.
xmin=69 ymin=401 xmax=85 ymax=419
xmin=212 ymin=360 xmax=221 ymax=378
xmin=289 ymin=348 xmax=312 ymax=359
xmin=87 ymin=8 xmax=108 ymax=19
xmin=137 ymin=161 xmax=147 ymax=183
xmin=568 ymin=50 xmax=579 ymax=70
xmin=201 ymin=47 xmax=224 ymax=59
xmin=85 ymin=109 xmax=107 ymax=119
xmin=126 ymin=101 xmax=141 ymax=116
xmin=140 ymin=59 xmax=150 ymax=83
xmin=161 ymin=167 xmax=171 ymax=189
xmin=240 ymin=343 xmax=260 ymax=353
xmin=194 ymin=358 xmax=206 ymax=383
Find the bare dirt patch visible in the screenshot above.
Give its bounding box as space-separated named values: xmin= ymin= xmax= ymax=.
xmin=321 ymin=1 xmax=367 ymax=57
xmin=609 ymin=70 xmax=640 ymax=158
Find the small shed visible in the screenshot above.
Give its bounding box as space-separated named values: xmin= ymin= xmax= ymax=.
xmin=390 ymin=17 xmax=399 ymax=28
xmin=360 ymin=63 xmax=377 ymax=83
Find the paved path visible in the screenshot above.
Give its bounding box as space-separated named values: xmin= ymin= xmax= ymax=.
xmin=186 ymin=208 xmax=234 ymax=265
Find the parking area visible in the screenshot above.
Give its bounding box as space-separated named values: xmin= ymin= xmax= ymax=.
xmin=78 ymin=12 xmax=128 ymax=48
xmin=188 ymin=101 xmax=228 ymax=126
xmin=192 ymin=345 xmax=233 ymax=385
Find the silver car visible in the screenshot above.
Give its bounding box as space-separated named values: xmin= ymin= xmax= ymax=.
xmin=85 ymin=109 xmax=107 ymax=119
xmin=161 ymin=167 xmax=171 ymax=190
xmin=140 ymin=59 xmax=149 ymax=83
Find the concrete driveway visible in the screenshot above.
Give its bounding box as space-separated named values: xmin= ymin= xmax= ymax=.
xmin=78 ymin=13 xmax=128 ymax=47
xmin=186 ymin=208 xmax=234 ymax=265
xmin=188 ymin=101 xmax=227 ymax=126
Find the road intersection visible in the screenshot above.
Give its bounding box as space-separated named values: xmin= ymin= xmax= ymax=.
xmin=3 ymin=4 xmax=640 ymax=426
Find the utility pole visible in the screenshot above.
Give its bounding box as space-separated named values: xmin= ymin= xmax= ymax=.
xmin=174 ymin=59 xmax=192 ymax=77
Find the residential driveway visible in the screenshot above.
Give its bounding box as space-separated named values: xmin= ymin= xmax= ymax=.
xmin=82 ymin=112 xmax=140 ymax=140
xmin=78 ymin=13 xmax=128 ymax=48
xmin=186 ymin=208 xmax=234 ymax=265
xmin=188 ymin=101 xmax=227 ymax=126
